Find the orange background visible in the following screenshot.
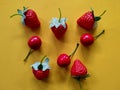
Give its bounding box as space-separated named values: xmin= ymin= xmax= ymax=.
xmin=0 ymin=0 xmax=120 ymax=90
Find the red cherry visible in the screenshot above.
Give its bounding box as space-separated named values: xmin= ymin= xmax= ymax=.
xmin=57 ymin=43 xmax=79 ymax=67
xmin=24 ymin=36 xmax=42 ymax=62
xmin=28 ymin=36 xmax=42 ymax=50
xmin=57 ymin=54 xmax=70 ymax=67
xmin=80 ymin=33 xmax=94 ymax=46
xmin=80 ymin=30 xmax=105 ymax=46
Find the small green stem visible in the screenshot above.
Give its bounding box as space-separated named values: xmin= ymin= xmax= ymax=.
xmin=58 ymin=8 xmax=62 ymax=22
xmin=10 ymin=14 xmax=23 ymax=18
xmin=40 ymin=55 xmax=47 ymax=63
xmin=38 ymin=55 xmax=47 ymax=70
xmin=99 ymin=10 xmax=106 ymax=17
xmin=78 ymin=80 xmax=82 ymax=90
xmin=69 ymin=43 xmax=79 ymax=58
xmin=94 ymin=30 xmax=105 ymax=39
xmin=24 ymin=49 xmax=33 ymax=62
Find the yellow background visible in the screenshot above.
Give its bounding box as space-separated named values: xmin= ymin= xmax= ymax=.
xmin=0 ymin=0 xmax=120 ymax=90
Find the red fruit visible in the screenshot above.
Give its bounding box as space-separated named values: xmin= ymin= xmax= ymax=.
xmin=31 ymin=56 xmax=50 ymax=80
xmin=50 ymin=8 xmax=67 ymax=39
xmin=32 ymin=69 xmax=49 ymax=80
xmin=24 ymin=9 xmax=40 ymax=29
xmin=80 ymin=30 xmax=105 ymax=46
xmin=10 ymin=7 xmax=40 ymax=29
xmin=51 ymin=24 xmax=67 ymax=39
xmin=57 ymin=53 xmax=70 ymax=67
xmin=57 ymin=43 xmax=79 ymax=67
xmin=71 ymin=59 xmax=87 ymax=77
xmin=77 ymin=11 xmax=94 ymax=30
xmin=77 ymin=10 xmax=106 ymax=30
xmin=80 ymin=33 xmax=94 ymax=46
xmin=24 ymin=36 xmax=42 ymax=62
xmin=28 ymin=36 xmax=42 ymax=50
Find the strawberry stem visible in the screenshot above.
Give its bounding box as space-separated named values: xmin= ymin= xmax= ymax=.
xmin=99 ymin=10 xmax=106 ymax=17
xmin=24 ymin=49 xmax=33 ymax=62
xmin=69 ymin=43 xmax=79 ymax=58
xmin=40 ymin=55 xmax=47 ymax=63
xmin=38 ymin=55 xmax=47 ymax=70
xmin=78 ymin=81 xmax=82 ymax=90
xmin=10 ymin=13 xmax=23 ymax=18
xmin=94 ymin=30 xmax=105 ymax=39
xmin=95 ymin=10 xmax=106 ymax=21
xmin=58 ymin=8 xmax=62 ymax=22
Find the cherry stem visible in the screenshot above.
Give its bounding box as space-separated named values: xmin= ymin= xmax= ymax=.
xmin=94 ymin=30 xmax=105 ymax=39
xmin=40 ymin=55 xmax=47 ymax=63
xmin=58 ymin=8 xmax=62 ymax=22
xmin=24 ymin=49 xmax=33 ymax=62
xmin=10 ymin=14 xmax=23 ymax=18
xmin=69 ymin=43 xmax=79 ymax=58
xmin=99 ymin=10 xmax=106 ymax=17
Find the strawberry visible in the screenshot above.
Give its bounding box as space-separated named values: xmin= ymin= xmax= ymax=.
xmin=10 ymin=6 xmax=40 ymax=29
xmin=77 ymin=9 xmax=106 ymax=30
xmin=71 ymin=59 xmax=88 ymax=78
xmin=71 ymin=59 xmax=89 ymax=89
xmin=31 ymin=56 xmax=50 ymax=80
xmin=50 ymin=8 xmax=67 ymax=39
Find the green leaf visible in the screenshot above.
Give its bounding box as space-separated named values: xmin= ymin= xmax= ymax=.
xmin=38 ymin=64 xmax=43 ymax=70
xmin=94 ymin=16 xmax=101 ymax=21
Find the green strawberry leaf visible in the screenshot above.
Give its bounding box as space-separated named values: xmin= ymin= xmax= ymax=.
xmin=94 ymin=16 xmax=101 ymax=21
xmin=38 ymin=64 xmax=43 ymax=70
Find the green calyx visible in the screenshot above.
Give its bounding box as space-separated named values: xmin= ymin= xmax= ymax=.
xmin=73 ymin=74 xmax=90 ymax=80
xmin=94 ymin=10 xmax=106 ymax=21
xmin=10 ymin=6 xmax=28 ymax=18
xmin=38 ymin=56 xmax=47 ymax=70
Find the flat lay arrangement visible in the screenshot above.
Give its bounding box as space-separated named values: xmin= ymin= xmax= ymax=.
xmin=0 ymin=0 xmax=120 ymax=90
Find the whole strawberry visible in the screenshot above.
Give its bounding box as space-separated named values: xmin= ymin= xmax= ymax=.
xmin=11 ymin=6 xmax=40 ymax=29
xmin=77 ymin=9 xmax=106 ymax=30
xmin=71 ymin=59 xmax=89 ymax=89
xmin=71 ymin=59 xmax=88 ymax=77
xmin=31 ymin=56 xmax=50 ymax=80
xmin=50 ymin=8 xmax=67 ymax=39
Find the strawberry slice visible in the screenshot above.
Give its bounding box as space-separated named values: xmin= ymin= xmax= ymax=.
xmin=77 ymin=9 xmax=106 ymax=30
xmin=31 ymin=56 xmax=50 ymax=80
xmin=50 ymin=8 xmax=67 ymax=39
